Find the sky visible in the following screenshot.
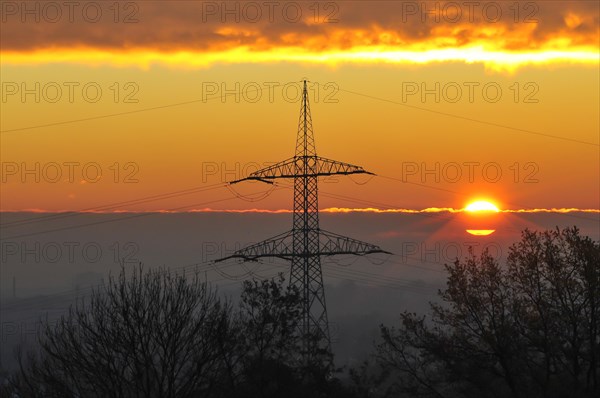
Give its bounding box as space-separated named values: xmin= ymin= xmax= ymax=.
xmin=1 ymin=0 xmax=599 ymax=213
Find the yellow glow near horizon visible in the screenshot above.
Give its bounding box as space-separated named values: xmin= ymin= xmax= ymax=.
xmin=464 ymin=201 xmax=500 ymax=213
xmin=2 ymin=44 xmax=598 ymax=72
xmin=466 ymin=229 xmax=496 ymax=236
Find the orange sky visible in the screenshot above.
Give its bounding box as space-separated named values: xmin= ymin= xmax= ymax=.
xmin=1 ymin=0 xmax=598 ymax=212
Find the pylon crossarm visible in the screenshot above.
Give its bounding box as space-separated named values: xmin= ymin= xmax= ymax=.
xmin=228 ymin=158 xmax=297 ymax=184
xmin=314 ymin=157 xmax=375 ymax=177
xmin=213 ymin=230 xmax=294 ymax=263
xmin=230 ymin=177 xmax=275 ymax=185
xmin=228 ymin=156 xmax=374 ymax=185
xmin=318 ymin=229 xmax=392 ymax=256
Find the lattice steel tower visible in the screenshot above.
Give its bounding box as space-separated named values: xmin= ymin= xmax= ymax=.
xmin=216 ymin=80 xmax=389 ymax=360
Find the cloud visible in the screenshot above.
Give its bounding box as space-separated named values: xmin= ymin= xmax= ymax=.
xmin=1 ymin=1 xmax=597 ymax=55
xmin=2 ymin=208 xmax=598 ymax=214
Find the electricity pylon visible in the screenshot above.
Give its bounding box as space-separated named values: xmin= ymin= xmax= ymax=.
xmin=216 ymin=80 xmax=389 ymax=361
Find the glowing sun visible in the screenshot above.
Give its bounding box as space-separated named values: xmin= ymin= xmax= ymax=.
xmin=466 ymin=229 xmax=496 ymax=236
xmin=464 ymin=200 xmax=500 ymax=213
xmin=464 ymin=200 xmax=500 ymax=236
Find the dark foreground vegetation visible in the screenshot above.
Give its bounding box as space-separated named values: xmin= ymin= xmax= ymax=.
xmin=2 ymin=227 xmax=599 ymax=398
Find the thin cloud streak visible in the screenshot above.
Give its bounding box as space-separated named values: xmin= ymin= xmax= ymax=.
xmin=2 ymin=208 xmax=598 ymax=214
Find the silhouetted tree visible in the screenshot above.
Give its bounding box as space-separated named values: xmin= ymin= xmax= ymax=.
xmin=377 ymin=227 xmax=600 ymax=398
xmin=6 ymin=268 xmax=343 ymax=398
xmin=9 ymin=266 xmax=230 ymax=398
xmin=214 ymin=274 xmax=336 ymax=398
xmin=345 ymin=359 xmax=391 ymax=398
xmin=214 ymin=275 xmax=303 ymax=397
xmin=507 ymin=227 xmax=600 ymax=395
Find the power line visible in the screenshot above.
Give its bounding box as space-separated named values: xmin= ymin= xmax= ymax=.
xmin=338 ymin=88 xmax=599 ymax=147
xmin=0 ymin=186 xmax=283 ymax=241
xmin=0 ymin=182 xmax=227 ymax=229
xmin=2 ymin=84 xmax=595 ymax=147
